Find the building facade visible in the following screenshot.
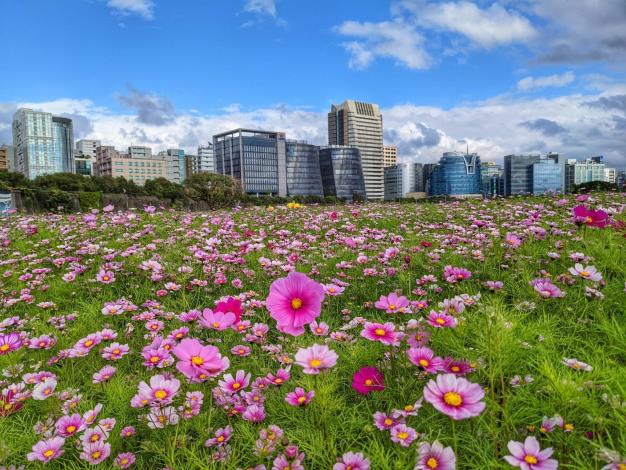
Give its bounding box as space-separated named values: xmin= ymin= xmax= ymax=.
xmin=604 ymin=167 xmax=617 ymax=184
xmin=74 ymin=156 xmax=94 ymax=176
xmin=384 ymin=163 xmax=423 ymax=200
xmin=328 ymin=100 xmax=384 ymax=200
xmin=214 ymin=129 xmax=287 ymax=196
xmin=429 ymin=152 xmax=482 ymax=197
xmin=318 ymin=146 xmax=366 ymax=201
xmin=0 ymin=145 xmax=13 ymax=172
xmin=159 ymin=149 xmax=186 ymax=184
xmin=196 ymin=144 xmax=215 ymax=173
xmin=480 ymin=161 xmax=503 ymax=197
xmin=573 ymin=157 xmax=605 ymax=185
xmin=285 ymin=141 xmax=323 ymax=197
xmin=75 ymin=139 xmax=100 ymax=158
xmin=12 ymin=108 xmax=74 ymax=179
xmin=95 ymin=146 xmax=165 ymax=185
xmin=532 ymin=158 xmax=563 ymax=194
xmin=504 ymin=153 xmax=564 ymax=196
xmin=383 ymin=145 xmax=397 ymax=167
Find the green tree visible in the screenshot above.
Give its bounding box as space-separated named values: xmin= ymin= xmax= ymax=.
xmin=183 ymin=173 xmax=242 ymax=208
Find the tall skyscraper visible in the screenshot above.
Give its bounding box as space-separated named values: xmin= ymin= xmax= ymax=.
xmin=12 ymin=108 xmax=74 ymax=179
xmin=328 ymin=100 xmax=384 ymax=200
xmin=319 ymin=146 xmax=366 ymax=201
xmin=76 ymin=139 xmax=100 ymax=158
xmin=383 ymin=145 xmax=397 ymax=167
xmin=213 ymin=129 xmax=287 ymax=196
xmin=285 ymin=141 xmax=323 ymax=197
xmin=429 ymin=152 xmax=482 ymax=197
xmin=504 ymin=153 xmax=564 ymax=195
xmin=196 ymin=144 xmax=215 ymax=173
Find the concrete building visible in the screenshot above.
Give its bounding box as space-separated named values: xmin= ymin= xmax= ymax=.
xmin=285 ymin=141 xmax=323 ymax=197
xmin=0 ymin=145 xmax=13 ymax=172
xmin=76 ymin=139 xmax=100 ymax=158
xmin=12 ymin=108 xmax=74 ymax=179
xmin=383 ymin=145 xmax=397 ymax=167
xmin=429 ymin=152 xmax=482 ymax=197
xmin=328 ymin=100 xmax=384 ymax=200
xmin=214 ymin=128 xmax=287 ymax=196
xmin=128 ymin=146 xmax=152 ymax=159
xmin=574 ymin=156 xmax=605 ymax=185
xmin=617 ymin=170 xmax=626 ymax=188
xmin=196 ymin=144 xmax=215 ymax=173
xmin=504 ymin=153 xmax=564 ymax=196
xmin=384 ymin=163 xmax=423 ymax=200
xmin=319 ymin=146 xmax=366 ymax=201
xmin=158 ymin=149 xmax=186 ymax=184
xmin=74 ymin=139 xmax=100 ymax=176
xmin=95 ymin=146 xmax=166 ymax=185
xmin=604 ymin=167 xmax=617 ymax=184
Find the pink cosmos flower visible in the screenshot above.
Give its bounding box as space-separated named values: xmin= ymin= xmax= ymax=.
xmin=218 ymin=370 xmax=251 ymax=394
xmin=114 ymin=452 xmax=136 ymax=469
xmin=55 ymin=413 xmax=84 ymax=437
xmin=504 ymin=436 xmax=558 ymax=469
xmin=530 ymin=279 xmax=565 ymax=298
xmin=423 ymin=374 xmax=485 ymax=420
xmin=0 ymin=332 xmax=23 ymax=355
xmin=442 ymin=357 xmax=474 ymax=376
xmin=323 ymin=284 xmax=345 ymax=296
xmin=120 ymin=426 xmax=136 ymax=438
xmin=352 ymin=367 xmax=385 ymax=394
xmin=427 ymin=311 xmax=457 ymax=329
xmin=373 ymin=411 xmax=403 ymax=430
xmin=231 ymin=345 xmax=251 ymax=356
xmin=147 ymin=406 xmax=180 ymax=428
xmin=172 ymin=338 xmax=230 ymax=381
xmin=32 ymin=378 xmax=57 ymax=400
xmin=199 ymin=308 xmax=236 ymax=331
xmin=96 ymin=269 xmax=116 ymax=284
xmin=27 ymin=436 xmax=65 ymax=463
xmin=80 ymin=441 xmax=111 ymax=465
xmin=134 ymin=374 xmax=181 ymax=407
xmin=407 ymin=347 xmax=444 ymax=374
xmin=390 ymin=423 xmax=418 ymax=447
xmin=374 ymin=292 xmax=410 ymax=314
xmin=443 ymin=265 xmax=472 ymax=283
xmin=266 ymin=271 xmax=325 ymax=336
xmin=333 ymin=451 xmax=371 ymax=470
xmin=285 ymin=387 xmax=315 ymax=406
xmin=416 ymin=441 xmax=456 ymax=470
xmin=205 ymin=425 xmax=233 ymax=447
xmin=242 ymin=404 xmax=266 ymax=422
xmin=562 ymin=357 xmax=593 ymax=371
xmin=504 ymin=233 xmax=522 ymax=248
xmin=294 ymin=344 xmax=338 ymax=374
xmin=361 ymin=322 xmax=403 ymax=346
xmin=28 ymin=334 xmax=56 ymax=350
xmin=572 ymin=205 xmax=609 ymax=228
xmin=214 ymin=297 xmax=244 ymax=323
xmin=568 ymin=264 xmax=602 ymax=282
xmin=267 ymin=368 xmax=291 ymax=386
xmin=309 ymin=320 xmax=330 ymax=336
xmin=101 ymin=342 xmax=130 ymax=361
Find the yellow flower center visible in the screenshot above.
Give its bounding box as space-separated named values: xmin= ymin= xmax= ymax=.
xmin=92 ymin=451 xmax=102 ymax=459
xmin=217 ymin=436 xmax=225 ymax=442
xmin=43 ymin=449 xmax=55 ymax=458
xmin=0 ymin=344 xmax=9 ymax=351
xmin=444 ymin=392 xmax=463 ymax=407
xmin=524 ymin=455 xmax=538 ymax=464
xmin=39 ymin=341 xmax=46 ymax=347
xmin=374 ymin=328 xmax=386 ymax=336
xmin=389 ymin=304 xmax=396 ymax=310
xmin=84 ymin=340 xmax=94 ymax=347
xmin=418 ymin=359 xmax=429 ymax=367
xmin=212 ymin=322 xmax=220 ymax=328
xmin=397 ymin=432 xmax=409 ymax=439
xmin=158 ymin=415 xmax=167 ymax=423
xmin=309 ymin=359 xmax=322 ymax=367
xmin=427 ymin=457 xmax=438 ymax=469
xmin=316 ymin=328 xmax=322 ymax=333
xmin=191 ymin=356 xmax=204 ymax=365
xmin=580 ymin=271 xmax=590 ymax=277
xmin=113 ymin=349 xmax=121 ymax=355
xmin=365 ymin=379 xmax=373 ymax=386
xmin=297 ymin=396 xmax=307 ymax=404
xmin=564 ymin=423 xmax=574 ymax=431
xmin=384 ymin=418 xmax=393 ymax=426
xmin=150 ymin=356 xmax=160 ymax=363
xmin=451 ymin=366 xmax=460 ymax=372
xmin=121 ymin=458 xmax=129 ymax=465
xmin=435 ymin=318 xmax=445 ymax=325
xmin=66 ymin=425 xmax=76 ymax=433
xmin=232 ymin=382 xmax=241 ymax=390
xmin=274 ymin=378 xmax=283 ymax=384
xmin=404 ymin=405 xmax=414 ymax=411
xmin=291 ymin=298 xmax=303 ymax=310
xmin=91 ymin=434 xmax=100 ymax=442
xmin=103 ymin=276 xmax=110 ymax=281
xmin=154 ymin=390 xmax=168 ymax=399
xmin=617 ymin=464 xmax=626 ymax=470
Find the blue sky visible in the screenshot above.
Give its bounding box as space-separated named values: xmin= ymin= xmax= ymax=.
xmin=1 ymin=0 xmax=625 ymax=167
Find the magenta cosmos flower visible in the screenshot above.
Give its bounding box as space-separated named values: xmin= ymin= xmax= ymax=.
xmin=172 ymin=338 xmax=229 ymax=381
xmin=407 ymin=347 xmax=443 ymax=374
xmin=427 ymin=311 xmax=457 ymax=329
xmin=504 ymin=436 xmax=558 ymax=470
xmin=530 ymin=279 xmax=565 ymax=299
xmin=333 ymin=451 xmax=371 ymax=470
xmin=0 ymin=332 xmax=23 ymax=355
xmin=199 ymin=308 xmax=236 ymax=331
xmin=352 ymin=367 xmax=385 ymax=394
xmin=266 ymin=271 xmax=325 ymax=336
xmin=218 ymin=369 xmax=251 ymax=394
xmin=96 ymin=269 xmax=116 ymax=284
xmin=214 ymin=297 xmax=243 ymax=323
xmin=572 ymin=205 xmax=609 ymax=228
xmin=285 ymin=387 xmax=315 ymax=406
xmin=294 ymin=344 xmax=338 ymax=374
xmin=55 ymin=413 xmax=85 ymax=437
xmin=423 ymin=374 xmax=485 ymax=420
xmin=361 ymin=322 xmax=403 ymax=346
xmin=27 ymin=436 xmax=65 ymax=463
xmin=416 ymin=440 xmax=456 ymax=470
xmin=390 ymin=423 xmax=418 ymax=447
xmin=374 ymin=292 xmax=410 ymax=314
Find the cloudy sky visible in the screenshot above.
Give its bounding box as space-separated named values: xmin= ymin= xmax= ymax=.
xmin=1 ymin=0 xmax=625 ymax=167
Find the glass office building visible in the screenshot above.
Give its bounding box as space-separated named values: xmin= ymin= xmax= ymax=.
xmin=214 ymin=129 xmax=287 ymax=196
xmin=429 ymin=152 xmax=482 ymax=197
xmin=384 ymin=162 xmax=424 ymax=200
xmin=504 ymin=153 xmax=564 ymax=195
xmin=12 ymin=109 xmax=74 ymax=179
xmin=318 ymin=146 xmax=366 ymax=200
xmin=532 ymin=160 xmax=563 ymax=194
xmin=285 ymin=141 xmax=323 ymax=197
xmin=75 ymin=157 xmax=93 ymax=176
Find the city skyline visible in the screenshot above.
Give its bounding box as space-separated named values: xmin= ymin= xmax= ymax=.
xmin=1 ymin=1 xmax=625 ymax=168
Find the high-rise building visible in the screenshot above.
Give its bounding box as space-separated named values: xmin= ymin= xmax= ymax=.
xmin=480 ymin=161 xmax=503 ymax=198
xmin=214 ymin=129 xmax=287 ymax=196
xmin=12 ymin=108 xmax=74 ymax=179
xmin=574 ymin=157 xmax=605 ymax=185
xmin=604 ymin=167 xmax=617 ymax=184
xmin=128 ymin=146 xmax=152 ymax=159
xmin=196 ymin=144 xmax=215 ymax=173
xmin=319 ymin=146 xmax=366 ymax=201
xmin=328 ymin=100 xmax=384 ymax=200
xmin=617 ymin=170 xmax=626 ymax=188
xmin=285 ymin=141 xmax=323 ymax=197
xmin=74 ymin=139 xmax=100 ymax=176
xmin=504 ymin=153 xmax=564 ymax=196
xmin=76 ymin=139 xmax=100 ymax=158
xmin=95 ymin=145 xmax=165 ymax=185
xmin=422 ymin=163 xmax=437 ymax=194
xmin=384 ymin=163 xmax=424 ymax=200
xmin=158 ymin=149 xmax=186 ymax=184
xmin=0 ymin=145 xmax=13 ymax=172
xmin=429 ymin=152 xmax=482 ymax=197
xmin=383 ymin=145 xmax=397 ymax=167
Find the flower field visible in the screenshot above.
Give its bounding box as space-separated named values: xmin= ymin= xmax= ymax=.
xmin=0 ymin=194 xmax=625 ymax=469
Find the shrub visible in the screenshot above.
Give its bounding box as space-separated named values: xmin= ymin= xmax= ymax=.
xmin=78 ymin=191 xmax=103 ymax=211
xmin=184 ymin=173 xmax=243 ymax=209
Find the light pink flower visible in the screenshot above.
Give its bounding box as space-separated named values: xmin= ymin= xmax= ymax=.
xmin=504 ymin=436 xmax=558 ymax=469
xmin=361 ymin=321 xmax=403 ymax=346
xmin=294 ymin=344 xmax=338 ymax=374
xmin=423 ymin=374 xmax=485 ymax=420
xmin=374 ymin=292 xmax=409 ymax=314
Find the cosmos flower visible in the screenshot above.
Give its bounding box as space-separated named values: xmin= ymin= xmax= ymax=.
xmin=407 ymin=347 xmax=444 ymax=374
xmin=32 ymin=378 xmax=57 ymax=400
xmin=0 ymin=332 xmax=23 ymax=355
xmin=416 ymin=441 xmax=456 ymax=470
xmin=55 ymin=413 xmax=84 ymax=437
xmin=80 ymin=441 xmax=111 ymax=465
xmin=101 ymin=342 xmax=130 ymax=361
xmin=285 ymin=387 xmax=315 ymax=406
xmin=373 ymin=411 xmax=403 ymax=431
xmin=572 ymin=205 xmax=609 ymax=228
xmin=504 ymin=436 xmax=558 ymax=469
xmin=266 ymin=271 xmax=325 ymax=336
xmin=361 ymin=322 xmax=403 ymax=346
xmin=133 ymin=374 xmax=181 ymax=407
xmin=205 ymin=425 xmax=233 ymax=447
xmin=333 ymin=451 xmax=371 ymax=470
xmin=530 ymin=279 xmax=565 ymax=299
xmin=294 ymin=344 xmax=338 ymax=374
xmin=96 ymin=269 xmax=116 ymax=284
xmin=568 ymin=264 xmax=602 ymax=282
xmin=214 ymin=297 xmax=244 ymax=323
xmin=443 ymin=265 xmax=472 ymax=283
xmin=562 ymin=358 xmax=593 ymax=372
xmin=374 ymin=292 xmax=410 ymax=314
xmin=351 ymin=367 xmax=385 ymax=395
xmin=323 ymin=284 xmax=345 ymax=296
xmin=27 ymin=436 xmax=65 ymax=463
xmin=427 ymin=311 xmax=457 ymax=329
xmin=309 ymin=320 xmax=330 ymax=336
xmin=423 ymin=374 xmax=485 ymax=420
xmin=172 ymin=338 xmax=229 ymax=381
xmin=114 ymin=452 xmax=136 ymax=469
xmin=218 ymin=370 xmax=251 ymax=394
xmin=390 ymin=424 xmax=417 ymax=447
xmin=199 ymin=308 xmax=236 ymax=331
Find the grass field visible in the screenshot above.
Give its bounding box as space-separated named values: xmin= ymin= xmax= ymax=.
xmin=0 ymin=194 xmax=625 ymax=469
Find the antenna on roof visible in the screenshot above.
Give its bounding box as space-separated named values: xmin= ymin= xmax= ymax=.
xmin=466 ymin=143 xmax=469 ymax=155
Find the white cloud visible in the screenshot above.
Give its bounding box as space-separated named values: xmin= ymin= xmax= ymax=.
xmin=107 ymin=0 xmax=154 ymax=20
xmin=516 ymin=71 xmax=575 ymax=91
xmin=244 ymin=0 xmax=277 ymax=18
xmin=335 ymin=21 xmax=430 ymax=70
